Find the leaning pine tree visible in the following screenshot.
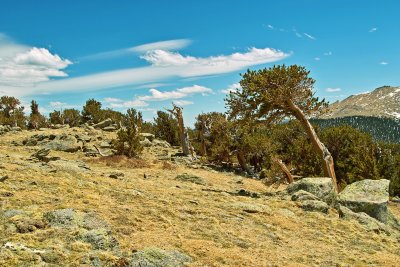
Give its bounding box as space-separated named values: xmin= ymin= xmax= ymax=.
xmin=226 ymin=65 xmax=338 ymax=191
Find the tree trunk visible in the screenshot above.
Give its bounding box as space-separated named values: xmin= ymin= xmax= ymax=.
xmin=272 ymin=156 xmax=294 ymax=183
xmin=168 ymin=105 xmax=190 ymax=156
xmin=199 ymin=119 xmax=207 ymax=156
xmin=287 ymin=100 xmax=338 ymax=191
xmin=237 ymin=150 xmax=249 ymax=173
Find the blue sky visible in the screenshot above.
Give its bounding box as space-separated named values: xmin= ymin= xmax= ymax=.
xmin=0 ymin=0 xmax=399 ymax=124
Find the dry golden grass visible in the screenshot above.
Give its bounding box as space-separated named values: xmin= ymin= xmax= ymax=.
xmin=87 ymin=155 xmax=151 ymax=169
xmin=0 ymin=128 xmax=400 ymax=266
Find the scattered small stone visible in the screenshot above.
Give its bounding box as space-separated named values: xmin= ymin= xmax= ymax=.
xmin=237 ymin=189 xmax=260 ymax=198
xmin=0 ymin=175 xmax=9 ymax=182
xmin=109 ymin=171 xmax=124 ymax=179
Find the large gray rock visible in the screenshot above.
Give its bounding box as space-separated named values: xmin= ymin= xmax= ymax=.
xmin=337 ymin=179 xmax=390 ymax=223
xmin=287 ymin=177 xmax=336 ymax=205
xmin=338 ymin=205 xmax=389 ymax=233
xmin=152 ymin=139 xmax=171 ymax=148
xmin=44 ymin=134 xmax=80 ymax=152
xmin=93 ymin=118 xmax=113 ymax=129
xmin=129 ymin=248 xmax=192 ymax=267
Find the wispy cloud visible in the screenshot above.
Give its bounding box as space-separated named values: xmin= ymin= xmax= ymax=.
xmin=379 ymin=61 xmax=388 ymax=65
xmin=303 ymin=33 xmax=316 ymax=40
xmin=1 ymin=47 xmax=287 ymax=97
xmin=173 ymin=100 xmax=193 ymax=106
xmin=80 ymin=39 xmax=191 ymax=61
xmin=314 ymin=57 xmax=321 ymax=61
xmin=138 ymin=85 xmax=212 ymax=101
xmin=325 ymin=87 xmax=341 ymax=93
xmin=266 ymin=24 xmax=274 ymax=30
xmin=293 ymin=29 xmax=302 ymax=38
xmin=369 ymin=27 xmax=378 ymax=33
xmin=103 ymin=97 xmax=148 ymax=108
xmin=0 ymin=33 xmax=289 ymax=97
xmin=324 ymin=51 xmax=332 ymax=56
xmin=49 ymin=101 xmax=79 ymax=109
xmin=221 ymin=83 xmax=242 ymax=94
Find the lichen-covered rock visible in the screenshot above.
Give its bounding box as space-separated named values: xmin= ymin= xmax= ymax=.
xmin=129 ymin=248 xmax=192 ymax=267
xmin=140 ymin=133 xmax=155 ymax=142
xmin=48 ymin=159 xmax=90 ymax=173
xmin=93 ymin=118 xmax=113 ymax=129
xmin=338 ymin=205 xmax=389 ymax=233
xmin=140 ymin=138 xmax=153 ymax=147
xmin=78 ymin=229 xmax=119 ymax=250
xmin=175 ymin=173 xmax=206 ymax=185
xmin=291 ymin=190 xmax=321 ymax=202
xmin=152 ymin=139 xmax=171 ymax=148
xmin=43 ymin=209 xmax=107 ymax=230
xmin=44 ymin=134 xmax=80 ymax=152
xmin=230 ymin=202 xmax=272 ymax=214
xmin=43 ymin=208 xmax=77 ymax=228
xmin=337 ymin=179 xmax=390 ymax=223
xmin=298 ymin=200 xmax=329 ymax=214
xmin=287 ymin=177 xmax=336 ymax=205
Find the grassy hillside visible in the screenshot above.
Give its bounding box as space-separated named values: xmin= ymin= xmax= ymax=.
xmin=0 ymin=128 xmax=400 ymax=266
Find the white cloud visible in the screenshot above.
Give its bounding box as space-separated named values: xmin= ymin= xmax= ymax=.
xmin=0 ymin=35 xmax=72 ymax=88
xmin=325 ymin=87 xmax=341 ymax=92
xmin=303 ymin=33 xmax=316 ymax=40
xmin=103 ymin=97 xmax=122 ymax=103
xmin=141 ymin=47 xmax=288 ymax=69
xmin=173 ymin=100 xmax=193 ymax=106
xmin=324 ymin=51 xmax=332 ymax=56
xmin=314 ymin=57 xmax=321 ymax=61
xmin=369 ymin=27 xmax=378 ymax=33
xmin=176 ymin=84 xmax=212 ymax=95
xmin=49 ymin=101 xmax=79 ymax=109
xmin=379 ymin=61 xmax=388 ymax=65
xmin=81 ymin=39 xmax=191 ymax=61
xmin=138 ymin=85 xmax=213 ymax=101
xmin=49 ymin=101 xmax=67 ymax=108
xmin=14 ymin=47 xmax=71 ymax=69
xmin=0 ymin=36 xmax=288 ymax=97
xmin=266 ymin=24 xmax=274 ymax=30
xmin=131 ymin=39 xmax=191 ymax=53
xmin=109 ymin=99 xmax=148 ymax=108
xmin=102 ymin=97 xmax=148 ymax=108
xmin=221 ymin=83 xmax=242 ymax=94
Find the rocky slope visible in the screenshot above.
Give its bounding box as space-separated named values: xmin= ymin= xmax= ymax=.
xmin=322 ymin=86 xmax=400 ymax=119
xmin=0 ymin=127 xmax=400 ymax=266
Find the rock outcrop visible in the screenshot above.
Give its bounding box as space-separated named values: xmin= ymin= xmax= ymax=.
xmin=287 ymin=177 xmax=336 ymax=205
xmin=337 ymin=179 xmax=390 ymax=223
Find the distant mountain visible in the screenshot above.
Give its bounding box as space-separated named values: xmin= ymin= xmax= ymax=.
xmin=321 ymin=86 xmax=400 ymax=119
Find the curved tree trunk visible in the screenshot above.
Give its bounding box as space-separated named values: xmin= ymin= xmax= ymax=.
xmin=272 ymin=156 xmax=294 ymax=183
xmin=287 ymin=100 xmax=338 ymax=192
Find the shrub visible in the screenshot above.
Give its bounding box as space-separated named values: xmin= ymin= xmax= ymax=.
xmin=113 ymin=109 xmax=143 ymax=158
